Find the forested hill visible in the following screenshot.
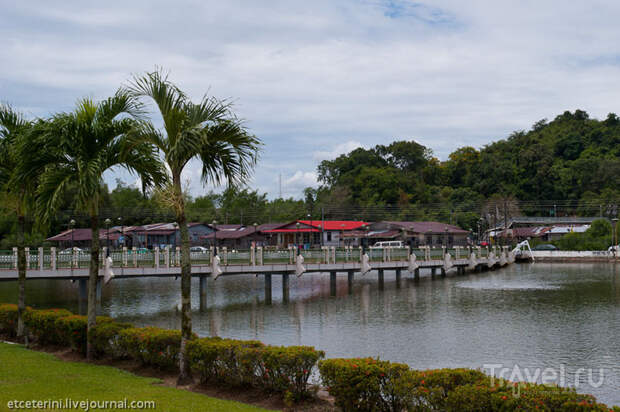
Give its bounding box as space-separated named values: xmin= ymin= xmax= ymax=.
xmin=316 ymin=110 xmax=620 ymax=209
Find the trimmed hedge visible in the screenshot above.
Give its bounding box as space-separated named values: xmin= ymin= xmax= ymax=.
xmin=187 ymin=338 xmax=325 ymax=400
xmin=23 ymin=308 xmax=72 ymax=345
xmin=0 ymin=303 xmax=19 ymax=336
xmin=89 ymin=320 xmax=134 ymax=358
xmin=319 ymin=359 xmax=620 ymax=412
xmin=118 ymin=327 xmax=191 ymax=370
xmin=54 ymin=315 xmax=114 ymax=354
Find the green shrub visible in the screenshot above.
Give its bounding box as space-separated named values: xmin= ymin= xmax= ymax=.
xmin=0 ymin=303 xmax=19 ymax=336
xmin=188 ymin=339 xmax=323 ymax=401
xmin=54 ymin=315 xmax=114 ymax=354
xmin=187 ymin=337 xmax=264 ymax=386
xmin=319 ymin=358 xmax=411 ymax=411
xmin=23 ymin=308 xmax=72 ymax=345
xmin=260 ymin=345 xmax=325 ymax=401
xmin=119 ymin=327 xmax=190 ymax=370
xmin=89 ymin=321 xmax=133 ymax=358
xmin=408 ymin=368 xmax=491 ymax=410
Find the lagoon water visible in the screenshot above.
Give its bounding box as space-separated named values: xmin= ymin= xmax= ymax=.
xmin=1 ymin=262 xmax=619 ymax=405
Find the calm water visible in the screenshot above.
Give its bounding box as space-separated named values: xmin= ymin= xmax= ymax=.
xmin=1 ymin=263 xmax=619 ymax=405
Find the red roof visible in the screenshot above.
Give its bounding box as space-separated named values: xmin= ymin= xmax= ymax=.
xmin=262 ymin=228 xmax=320 ymax=233
xmin=268 ymin=220 xmax=367 ymax=232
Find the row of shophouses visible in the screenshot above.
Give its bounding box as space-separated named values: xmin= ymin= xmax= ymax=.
xmin=47 ymin=220 xmax=470 ymax=250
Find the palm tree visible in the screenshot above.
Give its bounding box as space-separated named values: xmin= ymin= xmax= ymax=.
xmin=0 ymin=104 xmax=35 ymax=340
xmin=20 ymin=91 xmax=166 ymax=359
xmin=128 ymin=70 xmax=261 ymax=384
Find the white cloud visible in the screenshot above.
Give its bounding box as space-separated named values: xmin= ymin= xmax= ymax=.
xmin=282 ymin=171 xmax=318 ymax=197
xmin=5 ymin=0 xmax=620 ymax=198
xmin=313 ymin=140 xmax=365 ymax=161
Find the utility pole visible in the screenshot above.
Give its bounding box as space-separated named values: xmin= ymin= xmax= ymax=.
xmin=503 ymin=199 xmax=508 ymax=247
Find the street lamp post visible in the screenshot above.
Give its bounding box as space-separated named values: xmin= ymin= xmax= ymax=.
xmin=253 ymin=222 xmax=258 ymax=248
xmin=613 ymin=218 xmax=618 ymax=259
xmin=307 ymin=213 xmax=312 ymax=247
xmin=296 ymin=222 xmax=301 ymax=254
xmin=69 ymin=219 xmax=76 ymax=268
xmin=212 ymin=220 xmax=218 ymax=255
xmin=105 ymin=218 xmax=111 ymax=257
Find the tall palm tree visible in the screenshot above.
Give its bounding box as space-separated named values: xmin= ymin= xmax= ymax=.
xmin=0 ymin=104 xmax=35 ymax=340
xmin=128 ymin=70 xmax=261 ymax=384
xmin=19 ymin=91 xmax=166 ymax=359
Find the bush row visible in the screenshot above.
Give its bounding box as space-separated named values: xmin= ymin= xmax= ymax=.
xmin=1 ymin=304 xmax=618 ymax=410
xmin=319 ymin=358 xmax=620 ymax=411
xmin=187 ymin=337 xmax=324 ymax=400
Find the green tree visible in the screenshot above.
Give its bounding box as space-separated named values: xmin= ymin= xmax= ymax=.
xmin=128 ymin=69 xmax=261 ymax=384
xmin=20 ymin=92 xmax=165 ymax=359
xmin=0 ymin=104 xmax=37 ymax=340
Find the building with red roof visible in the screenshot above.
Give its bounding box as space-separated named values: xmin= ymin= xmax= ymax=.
xmin=263 ymin=220 xmax=368 ymax=247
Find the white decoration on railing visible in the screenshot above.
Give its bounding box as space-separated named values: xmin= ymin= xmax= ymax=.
xmin=487 ymin=252 xmax=497 ymax=268
xmin=499 ymin=251 xmax=507 ymax=266
xmin=295 ymin=254 xmax=306 ymax=277
xmin=408 ymin=253 xmax=419 ymax=273
xmin=103 ymin=256 xmax=115 ymax=284
xmin=468 ymin=252 xmax=477 ymax=270
xmin=212 ymin=254 xmax=223 ymax=280
xmin=443 ymin=253 xmax=453 ymax=272
xmin=361 ymin=253 xmax=371 ymax=275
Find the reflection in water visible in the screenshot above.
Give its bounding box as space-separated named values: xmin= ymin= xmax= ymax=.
xmin=0 ymin=263 xmax=619 ymax=405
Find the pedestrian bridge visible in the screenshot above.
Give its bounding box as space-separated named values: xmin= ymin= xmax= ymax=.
xmin=0 ymin=245 xmax=516 ymax=307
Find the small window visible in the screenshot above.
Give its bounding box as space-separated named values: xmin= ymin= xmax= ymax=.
xmin=327 ymin=232 xmax=332 ymax=242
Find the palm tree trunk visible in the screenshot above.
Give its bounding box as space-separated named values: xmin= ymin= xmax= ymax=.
xmin=16 ymin=213 xmax=26 ymax=340
xmin=87 ymin=214 xmax=100 ymax=359
xmin=174 ymin=174 xmax=193 ymax=385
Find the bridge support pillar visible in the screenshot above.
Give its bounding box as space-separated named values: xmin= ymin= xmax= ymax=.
xmin=199 ymin=275 xmax=207 ymax=310
xmin=378 ymin=269 xmax=384 ymax=290
xmin=395 ymin=269 xmax=401 ymax=288
xmin=441 ymin=267 xmax=446 ymax=277
xmin=264 ymin=274 xmax=272 ymax=304
xmin=431 ymin=267 xmax=436 ymax=277
xmin=414 ymin=268 xmax=420 ymax=280
xmin=282 ymin=274 xmax=290 ymax=303
xmin=347 ymin=271 xmax=354 ymax=294
xmin=330 ymin=272 xmax=337 ymax=296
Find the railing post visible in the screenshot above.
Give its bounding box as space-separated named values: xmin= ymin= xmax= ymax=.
xmin=331 ymin=246 xmax=336 ymax=264
xmin=12 ymin=247 xmax=17 ymax=269
xmin=25 ymin=247 xmax=30 ymax=270
xmin=165 ymin=246 xmax=170 ymax=268
xmin=359 ymin=246 xmax=363 ymax=262
xmin=257 ymin=246 xmax=263 ymax=265
xmin=51 ymin=247 xmax=56 ymax=270
xmin=154 ymin=247 xmax=160 ymax=269
xmin=251 ymin=246 xmax=256 ymax=265
xmin=38 ymin=247 xmax=44 ymax=270
xmin=175 ymin=246 xmax=181 ymax=266
xmin=73 ymin=247 xmax=78 ymax=268
xmin=222 ymin=247 xmax=228 ymax=265
xmin=455 ymin=246 xmax=459 ymax=260
xmin=288 ymin=246 xmax=293 ymax=264
xmin=132 ymin=247 xmax=138 ymax=267
xmin=122 ymin=247 xmax=128 ymax=267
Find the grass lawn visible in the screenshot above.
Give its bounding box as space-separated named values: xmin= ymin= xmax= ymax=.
xmin=0 ymin=342 xmax=273 ymax=412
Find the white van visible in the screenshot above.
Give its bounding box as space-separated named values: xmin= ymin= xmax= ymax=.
xmin=370 ymin=241 xmax=404 ymax=249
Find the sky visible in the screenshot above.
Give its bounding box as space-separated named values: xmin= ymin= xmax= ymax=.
xmin=3 ymin=0 xmax=620 ymax=199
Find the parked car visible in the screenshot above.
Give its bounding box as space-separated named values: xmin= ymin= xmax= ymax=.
xmin=59 ymin=248 xmax=83 ymax=255
xmin=532 ymin=244 xmax=558 ymax=251
xmin=370 ymin=241 xmax=404 ymax=249
xmin=190 ymin=246 xmax=208 ymax=253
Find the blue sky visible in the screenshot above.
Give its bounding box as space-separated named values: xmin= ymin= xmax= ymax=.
xmin=3 ymin=0 xmax=620 ymax=198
